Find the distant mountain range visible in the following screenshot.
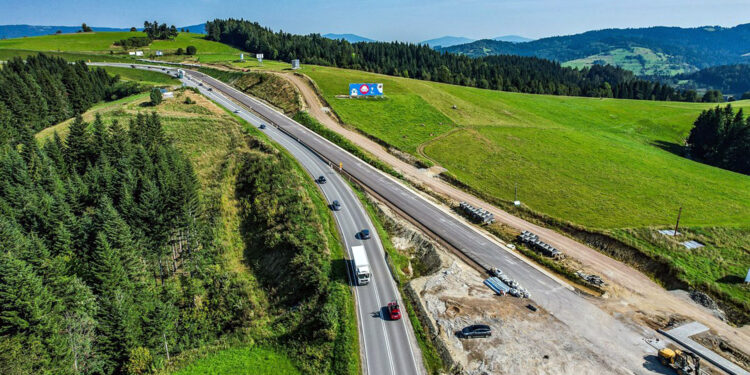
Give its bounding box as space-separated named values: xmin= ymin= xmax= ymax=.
xmin=440 ymin=23 xmax=750 ymax=76
xmin=493 ymin=35 xmax=533 ymax=43
xmin=0 ymin=23 xmax=207 ymax=39
xmin=420 ymin=36 xmax=475 ymax=48
xmin=420 ymin=35 xmax=533 ymax=48
xmin=322 ymin=33 xmax=374 ymax=43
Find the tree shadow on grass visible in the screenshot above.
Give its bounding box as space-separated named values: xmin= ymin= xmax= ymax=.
xmin=717 ymin=274 xmax=746 ymax=285
xmin=651 ymin=140 xmax=686 ymax=157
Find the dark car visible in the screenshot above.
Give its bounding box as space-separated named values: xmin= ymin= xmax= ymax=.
xmin=387 ymin=301 xmax=401 ymax=320
xmin=461 ymin=324 xmax=491 ymax=339
xmin=259 ymin=124 xmax=266 ymax=129
xmin=207 ymin=87 xmax=213 ymax=91
xmin=331 ymin=200 xmax=341 ymax=211
xmin=360 ymin=229 xmax=371 ymax=240
xmin=317 ymin=176 xmax=327 ymax=184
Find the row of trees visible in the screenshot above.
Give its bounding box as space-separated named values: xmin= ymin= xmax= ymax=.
xmin=0 ymin=112 xmax=253 ymax=374
xmin=205 ymin=19 xmax=704 ymax=101
xmin=142 ymin=21 xmax=177 ymax=40
xmin=0 ymin=54 xmax=138 ymax=148
xmin=687 ymin=104 xmax=750 ymax=174
xmin=113 ymin=36 xmax=152 ymax=49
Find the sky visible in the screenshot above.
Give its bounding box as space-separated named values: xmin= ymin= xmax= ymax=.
xmin=1 ymin=0 xmax=749 ymax=42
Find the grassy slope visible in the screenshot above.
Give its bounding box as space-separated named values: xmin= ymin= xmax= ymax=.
xmin=36 ymin=88 xmax=359 ymax=373
xmin=296 ymin=64 xmax=750 ymax=311
xmin=303 ymin=65 xmax=750 ymax=230
xmin=102 ymin=66 xmax=181 ymax=85
xmin=0 ymin=31 xmax=241 ymax=55
xmin=172 ymin=347 xmax=300 ymax=375
xmin=562 ymin=47 xmax=694 ymax=76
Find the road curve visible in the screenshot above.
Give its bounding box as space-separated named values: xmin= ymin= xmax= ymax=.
xmin=90 ymin=63 xmax=424 ymax=375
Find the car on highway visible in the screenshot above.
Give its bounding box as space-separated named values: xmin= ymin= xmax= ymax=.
xmin=208 ymin=87 xmax=213 ymax=91
xmin=198 ymin=83 xmax=203 ymax=86
xmin=259 ymin=124 xmax=266 ymax=129
xmin=387 ymin=301 xmax=401 ymax=320
xmin=317 ymin=175 xmax=327 ymax=184
xmin=233 ymin=109 xmax=240 ymax=113
xmin=460 ymin=324 xmax=491 ymax=338
xmin=360 ymin=229 xmax=371 ymax=239
xmin=331 ymin=200 xmax=341 ymax=211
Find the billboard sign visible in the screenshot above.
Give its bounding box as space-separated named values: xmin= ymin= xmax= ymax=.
xmin=349 ymin=83 xmax=384 ymax=96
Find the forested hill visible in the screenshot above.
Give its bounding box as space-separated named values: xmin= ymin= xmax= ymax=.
xmin=440 ymin=23 xmax=750 ymax=71
xmin=205 ymin=19 xmax=702 ymax=101
xmin=0 ymin=54 xmax=140 ymax=147
xmin=676 ymin=64 xmax=750 ymax=97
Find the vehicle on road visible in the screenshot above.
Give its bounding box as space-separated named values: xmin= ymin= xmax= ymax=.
xmin=331 ymin=200 xmax=341 ymax=211
xmin=360 ymin=229 xmax=371 ymax=239
xmin=259 ymin=124 xmax=266 ymax=129
xmin=198 ymin=82 xmax=203 ymax=86
xmin=233 ymin=109 xmax=240 ymax=113
xmin=387 ymin=301 xmax=401 ymax=320
xmin=317 ymin=175 xmax=327 ymax=184
xmin=351 ymin=245 xmax=371 ymax=285
xmin=208 ymin=87 xmax=213 ymax=91
xmin=460 ymin=324 xmax=492 ymax=338
xmin=658 ymin=348 xmax=700 ymax=375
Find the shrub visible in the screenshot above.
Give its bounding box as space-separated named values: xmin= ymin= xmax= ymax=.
xmin=186 ymin=45 xmax=197 ymax=55
xmin=150 ymin=88 xmax=163 ymax=106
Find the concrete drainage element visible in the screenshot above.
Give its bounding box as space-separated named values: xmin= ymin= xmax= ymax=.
xmin=459 ymin=201 xmax=495 ymax=224
xmin=490 ymin=267 xmax=530 ymax=298
xmin=518 ymin=231 xmax=563 ymax=258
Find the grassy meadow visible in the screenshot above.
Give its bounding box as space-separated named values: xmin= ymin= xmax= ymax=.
xmin=171 ymin=347 xmax=300 ymax=375
xmin=562 ymin=47 xmax=695 ymax=76
xmin=302 ymin=65 xmax=750 ymax=230
xmin=0 ymin=31 xmax=241 ymax=55
xmin=292 ymin=64 xmax=750 ymax=312
xmin=102 ymin=65 xmax=181 ymax=85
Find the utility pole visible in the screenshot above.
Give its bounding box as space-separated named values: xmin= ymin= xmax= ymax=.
xmin=673 ymin=206 xmax=682 ymax=236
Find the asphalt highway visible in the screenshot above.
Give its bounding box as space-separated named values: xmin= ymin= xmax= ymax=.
xmin=93 ymin=62 xmax=664 ymax=374
xmin=90 ymin=63 xmax=424 ymax=375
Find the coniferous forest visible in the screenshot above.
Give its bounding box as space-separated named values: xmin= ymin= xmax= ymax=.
xmin=687 ymin=105 xmax=750 ymax=175
xmin=0 ymin=54 xmax=140 ymax=147
xmin=0 ymin=112 xmax=253 ymax=374
xmin=205 ymin=19 xmax=702 ymax=101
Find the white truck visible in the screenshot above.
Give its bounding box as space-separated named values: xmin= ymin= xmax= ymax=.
xmin=351 ymin=245 xmax=371 ymax=285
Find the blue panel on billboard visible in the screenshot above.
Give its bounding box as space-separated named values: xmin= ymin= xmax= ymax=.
xmin=349 ymin=83 xmax=384 ymax=96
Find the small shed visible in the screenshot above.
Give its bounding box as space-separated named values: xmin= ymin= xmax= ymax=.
xmin=135 ymin=51 xmax=144 ymax=56
xmin=155 ymin=50 xmax=163 ymax=56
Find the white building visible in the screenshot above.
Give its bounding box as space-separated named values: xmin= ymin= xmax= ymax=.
xmin=155 ymin=50 xmax=163 ymax=56
xmin=128 ymin=51 xmax=136 ymax=56
xmin=135 ymin=51 xmax=144 ymax=56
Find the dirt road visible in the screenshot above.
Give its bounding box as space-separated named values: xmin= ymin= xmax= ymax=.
xmin=280 ymin=71 xmax=750 ymax=357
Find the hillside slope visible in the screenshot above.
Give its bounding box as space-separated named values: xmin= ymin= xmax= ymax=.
xmin=441 ymin=23 xmax=750 ymax=75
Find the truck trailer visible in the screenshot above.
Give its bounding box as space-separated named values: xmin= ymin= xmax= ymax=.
xmin=351 ymin=245 xmax=371 ymax=285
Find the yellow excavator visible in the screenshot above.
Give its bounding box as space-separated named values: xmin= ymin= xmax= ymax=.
xmin=658 ymin=348 xmax=701 ymax=375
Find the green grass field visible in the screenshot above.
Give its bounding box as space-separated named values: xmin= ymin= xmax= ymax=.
xmin=302 ymin=65 xmax=750 ymax=230
xmin=102 ymin=66 xmax=180 ymax=85
xmin=0 ymin=31 xmax=242 ymax=56
xmin=294 ymin=64 xmax=750 ymax=312
xmin=562 ymin=47 xmax=695 ymax=76
xmin=172 ymin=347 xmax=300 ymax=375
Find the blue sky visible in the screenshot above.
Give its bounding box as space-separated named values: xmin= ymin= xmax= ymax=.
xmin=2 ymin=0 xmax=749 ymax=42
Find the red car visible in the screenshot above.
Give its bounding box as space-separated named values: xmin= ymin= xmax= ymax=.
xmin=387 ymin=301 xmax=401 ymax=320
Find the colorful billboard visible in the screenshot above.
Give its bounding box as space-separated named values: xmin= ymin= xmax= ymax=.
xmin=349 ymin=83 xmax=384 ymax=96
